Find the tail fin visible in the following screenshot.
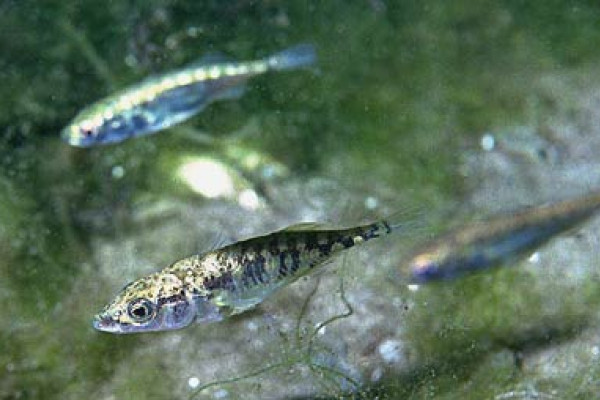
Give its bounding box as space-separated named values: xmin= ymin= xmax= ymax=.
xmin=383 ymin=206 xmax=428 ymax=235
xmin=267 ymin=43 xmax=317 ymax=71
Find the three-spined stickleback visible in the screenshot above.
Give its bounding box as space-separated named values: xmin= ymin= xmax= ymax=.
xmin=62 ymin=44 xmax=316 ymax=147
xmin=405 ymin=191 xmax=600 ymax=283
xmin=93 ymin=219 xmax=397 ymax=334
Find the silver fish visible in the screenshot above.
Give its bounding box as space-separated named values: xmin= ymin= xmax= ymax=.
xmin=405 ymin=191 xmax=600 ymax=282
xmin=62 ymin=44 xmax=316 ymax=147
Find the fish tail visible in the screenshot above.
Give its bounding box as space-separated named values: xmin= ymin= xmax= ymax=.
xmin=382 ymin=206 xmax=427 ymax=235
xmin=266 ymin=43 xmax=317 ymax=71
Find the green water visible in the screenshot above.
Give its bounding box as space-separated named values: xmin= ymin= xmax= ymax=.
xmin=2 ymin=2 xmax=600 ymax=399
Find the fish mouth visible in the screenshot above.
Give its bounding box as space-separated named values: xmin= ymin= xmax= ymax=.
xmin=60 ymin=127 xmax=83 ymax=147
xmin=92 ymin=314 xmax=122 ymax=334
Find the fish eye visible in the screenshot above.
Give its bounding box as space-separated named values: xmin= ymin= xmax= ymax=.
xmin=127 ymin=298 xmax=155 ymax=322
xmin=80 ymin=127 xmax=93 ymax=137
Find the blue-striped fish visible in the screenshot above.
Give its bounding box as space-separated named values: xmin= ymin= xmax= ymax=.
xmin=93 ymin=219 xmax=398 ymax=334
xmin=62 ymin=44 xmax=316 ymax=147
xmin=405 ymin=191 xmax=600 ymax=282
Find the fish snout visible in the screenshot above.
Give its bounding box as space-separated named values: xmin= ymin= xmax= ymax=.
xmin=92 ymin=313 xmax=120 ymax=333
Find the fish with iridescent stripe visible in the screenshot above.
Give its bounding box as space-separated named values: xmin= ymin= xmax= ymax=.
xmin=405 ymin=191 xmax=600 ymax=282
xmin=93 ymin=219 xmax=395 ymax=334
xmin=62 ymin=44 xmax=317 ymax=147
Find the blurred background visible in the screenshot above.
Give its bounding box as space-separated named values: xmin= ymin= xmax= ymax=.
xmin=2 ymin=1 xmax=600 ymax=399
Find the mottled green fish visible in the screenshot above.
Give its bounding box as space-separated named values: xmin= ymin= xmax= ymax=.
xmin=94 ymin=219 xmax=396 ymax=334
xmin=405 ymin=191 xmax=600 ymax=282
xmin=62 ymin=44 xmax=316 ymax=147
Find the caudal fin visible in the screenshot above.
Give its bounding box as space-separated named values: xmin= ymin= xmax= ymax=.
xmin=267 ymin=43 xmax=317 ymax=71
xmin=383 ymin=206 xmax=428 ymax=235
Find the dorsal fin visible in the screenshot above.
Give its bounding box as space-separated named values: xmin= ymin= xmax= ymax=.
xmin=279 ymin=222 xmax=326 ymax=232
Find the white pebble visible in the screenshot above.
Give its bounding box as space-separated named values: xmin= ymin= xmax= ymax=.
xmin=378 ymin=339 xmax=403 ymax=363
xmin=315 ymin=323 xmax=326 ymax=335
xmin=188 ymin=377 xmax=200 ymax=389
xmin=407 ymin=284 xmax=420 ymax=292
xmin=111 ymin=165 xmax=125 ymax=179
xmin=364 ymin=196 xmax=378 ymax=210
xmin=528 ymin=252 xmax=540 ymax=263
xmin=238 ymin=189 xmax=260 ymax=210
xmin=213 ymin=388 xmax=229 ymax=399
xmin=480 ymin=133 xmax=495 ymax=151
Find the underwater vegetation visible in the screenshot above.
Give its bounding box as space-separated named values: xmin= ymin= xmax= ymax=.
xmin=3 ymin=1 xmax=600 ymax=399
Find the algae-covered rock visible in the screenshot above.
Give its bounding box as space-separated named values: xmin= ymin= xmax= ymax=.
xmin=3 ymin=2 xmax=600 ymax=400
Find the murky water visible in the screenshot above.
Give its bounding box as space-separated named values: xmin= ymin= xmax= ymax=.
xmin=2 ymin=2 xmax=600 ymax=399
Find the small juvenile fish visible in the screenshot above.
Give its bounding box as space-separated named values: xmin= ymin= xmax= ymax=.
xmin=62 ymin=44 xmax=316 ymax=147
xmin=94 ymin=219 xmax=397 ymax=334
xmin=405 ymin=191 xmax=600 ymax=283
